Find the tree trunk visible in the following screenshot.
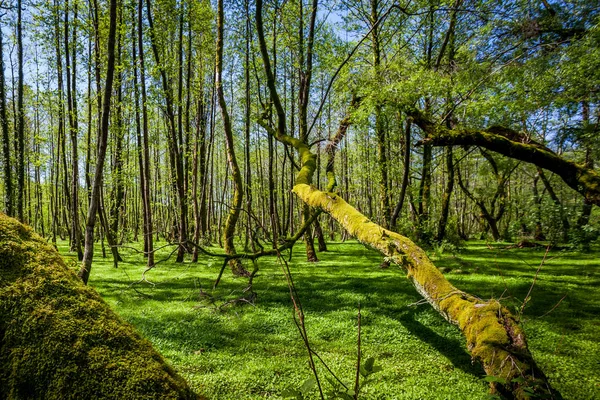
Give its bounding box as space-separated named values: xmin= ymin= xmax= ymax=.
xmin=412 ymin=109 xmax=600 ymax=207
xmin=0 ymin=17 xmax=11 ymax=217
xmin=16 ymin=0 xmax=25 ymax=222
xmin=79 ymin=0 xmax=118 ymax=284
xmin=133 ymin=0 xmax=153 ymax=268
xmin=286 ymin=115 xmax=561 ymax=400
xmin=370 ymin=0 xmax=391 ymax=228
xmin=243 ymin=0 xmax=253 ymax=252
xmin=145 ymin=0 xmax=188 ymax=262
xmin=64 ymin=0 xmax=83 ymax=260
xmin=436 ymin=146 xmax=454 ymax=242
xmin=0 ymin=214 xmax=200 ymax=399
xmin=390 ymin=118 xmax=411 ymax=230
xmin=111 ymin=13 xmax=125 ymax=246
xmin=537 ymin=168 xmax=569 ymax=242
xmin=216 ymin=0 xmax=246 ymax=276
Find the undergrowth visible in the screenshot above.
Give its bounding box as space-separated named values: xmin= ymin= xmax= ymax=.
xmin=57 ymin=240 xmax=600 ymax=399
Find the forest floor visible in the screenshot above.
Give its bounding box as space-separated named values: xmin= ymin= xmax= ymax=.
xmin=59 ymin=239 xmax=600 ymax=399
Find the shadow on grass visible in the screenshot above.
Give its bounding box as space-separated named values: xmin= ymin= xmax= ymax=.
xmin=395 ymin=309 xmax=482 ymax=377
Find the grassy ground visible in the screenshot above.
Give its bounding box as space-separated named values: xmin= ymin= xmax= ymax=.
xmin=58 ymin=239 xmax=600 ymax=399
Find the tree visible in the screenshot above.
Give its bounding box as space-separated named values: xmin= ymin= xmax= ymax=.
xmin=215 ymin=0 xmax=245 ymax=275
xmin=16 ymin=0 xmax=24 ymax=221
xmin=79 ymin=0 xmax=119 ymax=284
xmin=0 ymin=14 xmax=11 ymax=217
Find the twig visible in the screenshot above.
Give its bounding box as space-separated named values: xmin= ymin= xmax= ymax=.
xmin=277 ymin=254 xmax=324 ymax=400
xmin=354 ymin=302 xmax=361 ymax=400
xmin=520 ymin=246 xmax=550 ymax=316
xmin=537 ymin=293 xmax=568 ymax=319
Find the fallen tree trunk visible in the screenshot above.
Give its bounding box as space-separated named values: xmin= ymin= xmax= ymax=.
xmin=254 ymin=3 xmax=559 ymax=395
xmin=260 ymin=109 xmax=561 ymax=397
xmin=268 ymin=108 xmax=560 ymax=398
xmin=0 ymin=213 xmax=201 ymax=399
xmin=294 ymin=184 xmax=560 ymax=399
xmin=408 ymin=108 xmax=600 ymax=207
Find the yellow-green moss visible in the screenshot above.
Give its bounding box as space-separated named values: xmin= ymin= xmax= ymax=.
xmin=0 ymin=213 xmax=201 ymax=400
xmin=292 ymin=183 xmax=557 ymax=399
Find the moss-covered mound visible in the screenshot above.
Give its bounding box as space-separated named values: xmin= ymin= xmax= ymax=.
xmin=0 ymin=213 xmax=201 ymax=399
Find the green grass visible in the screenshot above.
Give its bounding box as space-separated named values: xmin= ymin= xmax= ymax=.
xmin=58 ymin=240 xmax=600 ymax=399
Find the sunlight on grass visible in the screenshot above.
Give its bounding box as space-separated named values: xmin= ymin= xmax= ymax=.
xmin=59 ymin=240 xmax=600 ymax=399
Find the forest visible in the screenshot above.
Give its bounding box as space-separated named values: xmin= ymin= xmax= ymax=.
xmin=0 ymin=0 xmax=599 ymax=399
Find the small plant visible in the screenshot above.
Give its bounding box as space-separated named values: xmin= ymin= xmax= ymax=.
xmin=283 ymin=356 xmax=383 ymax=400
xmin=281 ymin=377 xmax=317 ymax=400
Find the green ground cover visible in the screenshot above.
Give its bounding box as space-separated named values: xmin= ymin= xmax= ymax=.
xmin=58 ymin=240 xmax=600 ymax=399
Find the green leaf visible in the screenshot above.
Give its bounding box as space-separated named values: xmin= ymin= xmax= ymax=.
xmin=364 ymin=357 xmax=375 ymax=372
xmin=511 ymin=377 xmax=526 ymax=384
xmin=482 ymin=375 xmax=507 ymax=385
xmin=281 ymin=388 xmax=300 ymax=398
xmin=523 ymin=386 xmax=536 ymax=395
xmin=300 ymin=377 xmax=316 ymax=394
xmin=325 ymin=377 xmax=339 ymax=390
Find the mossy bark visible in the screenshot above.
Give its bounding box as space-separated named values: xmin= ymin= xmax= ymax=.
xmin=0 ymin=213 xmax=201 ymax=399
xmin=411 ymin=108 xmax=600 ymax=207
xmin=293 ymin=185 xmax=560 ymax=399
xmin=216 ymin=0 xmax=246 ymax=275
xmin=255 ymin=4 xmax=558 ymax=397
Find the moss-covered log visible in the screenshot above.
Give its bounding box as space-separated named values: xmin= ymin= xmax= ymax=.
xmin=293 ymin=184 xmax=560 ymax=399
xmin=255 ymin=3 xmax=558 ymax=396
xmin=409 ymin=108 xmax=600 ymax=207
xmin=0 ymin=213 xmax=200 ymax=399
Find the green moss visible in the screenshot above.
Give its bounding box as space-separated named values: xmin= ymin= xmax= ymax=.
xmin=293 ymin=183 xmax=559 ymax=399
xmin=0 ymin=213 xmax=201 ymax=400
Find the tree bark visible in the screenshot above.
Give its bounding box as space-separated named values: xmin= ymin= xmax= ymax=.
xmin=370 ymin=0 xmax=391 ymax=228
xmin=0 ymin=213 xmax=200 ymax=399
xmin=135 ymin=0 xmax=154 ymax=268
xmin=0 ymin=17 xmax=11 ymax=217
xmin=390 ymin=118 xmax=411 ymax=230
xmin=16 ymin=0 xmax=25 ymax=222
xmin=216 ymin=0 xmax=246 ymax=275
xmin=145 ymin=0 xmax=188 ymax=262
xmin=436 ymin=146 xmax=454 ymax=242
xmin=537 ymin=168 xmax=569 ymax=241
xmin=78 ymin=0 xmax=118 ymax=284
xmin=289 ymin=116 xmax=561 ymax=400
xmin=64 ymin=0 xmax=82 ymax=259
xmin=412 ymin=109 xmax=600 ymax=207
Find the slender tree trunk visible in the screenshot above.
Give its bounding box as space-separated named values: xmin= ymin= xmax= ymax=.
xmin=532 ymin=174 xmax=545 ymax=241
xmin=0 ymin=18 xmax=11 ymax=217
xmin=390 ymin=118 xmax=411 ymax=230
xmin=537 ymin=168 xmax=569 ymax=241
xmin=79 ymin=0 xmax=118 ymax=284
xmin=370 ymin=0 xmax=391 ymax=228
xmin=216 ymin=0 xmax=246 ymax=275
xmin=65 ymin=0 xmax=83 ymax=259
xmin=436 ymin=147 xmax=454 ymax=242
xmin=298 ymin=0 xmax=319 ymax=262
xmin=111 ymin=10 xmax=125 ymax=245
xmin=145 ymin=0 xmax=187 ymax=262
xmin=191 ymin=95 xmax=205 ymax=261
xmin=244 ymin=0 xmax=253 ymax=251
xmin=16 ymin=0 xmax=25 ymax=221
xmin=54 ymin=0 xmax=71 ymax=238
xmin=577 ymin=100 xmax=593 ymax=227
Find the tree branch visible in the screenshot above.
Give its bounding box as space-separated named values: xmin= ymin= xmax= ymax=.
xmin=410 ymin=108 xmax=600 ymax=206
